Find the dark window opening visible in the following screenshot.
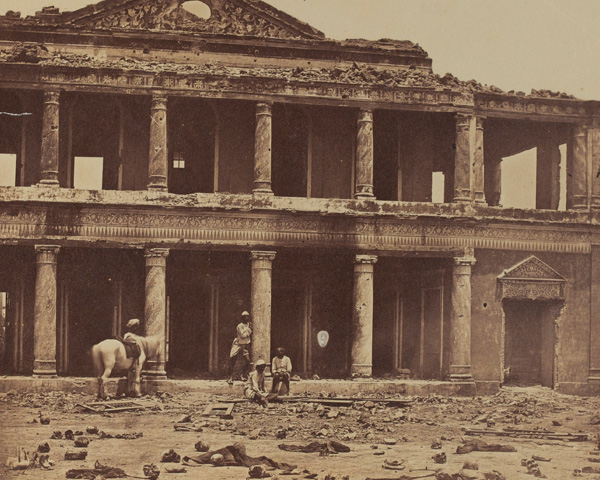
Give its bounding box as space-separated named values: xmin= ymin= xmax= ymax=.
xmin=272 ymin=104 xmax=308 ymax=197
xmin=69 ymin=94 xmax=120 ymax=190
xmin=168 ymin=99 xmax=215 ymax=194
xmin=374 ymin=110 xmax=399 ymax=201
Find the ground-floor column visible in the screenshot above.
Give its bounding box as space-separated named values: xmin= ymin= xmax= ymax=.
xmin=250 ymin=251 xmax=276 ymax=372
xmin=148 ymin=94 xmax=168 ymax=191
xmin=351 ymin=254 xmax=377 ymax=377
xmin=33 ymin=245 xmax=60 ymax=376
xmin=144 ymin=248 xmax=169 ymax=378
xmin=590 ymin=245 xmax=600 ymax=382
xmin=253 ymin=103 xmax=273 ymax=195
xmin=449 ymin=251 xmax=475 ymax=382
xmin=39 ymin=90 xmax=60 ymax=187
xmin=453 ymin=113 xmax=473 ymax=203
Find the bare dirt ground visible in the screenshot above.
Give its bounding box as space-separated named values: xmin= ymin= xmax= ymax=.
xmin=1 ymin=384 xmax=600 ymax=480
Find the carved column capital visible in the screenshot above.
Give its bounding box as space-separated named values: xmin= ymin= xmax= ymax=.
xmin=255 ymin=102 xmax=273 ymax=117
xmin=144 ymin=248 xmax=169 ymax=266
xmin=35 ymin=245 xmax=60 ymax=263
xmin=357 ymin=109 xmax=373 ymax=124
xmin=251 ymin=250 xmax=276 ymax=264
xmin=43 ymin=90 xmax=60 ymax=105
xmin=354 ymin=254 xmax=378 ymax=267
xmin=150 ymin=94 xmax=168 ymax=109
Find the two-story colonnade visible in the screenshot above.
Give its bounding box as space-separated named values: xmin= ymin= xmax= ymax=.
xmin=0 ymin=0 xmax=599 ymax=395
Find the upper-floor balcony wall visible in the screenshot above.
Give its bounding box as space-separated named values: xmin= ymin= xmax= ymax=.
xmin=0 ymin=85 xmax=598 ymax=215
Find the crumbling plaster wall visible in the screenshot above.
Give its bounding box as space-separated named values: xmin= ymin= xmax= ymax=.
xmin=471 ymin=249 xmax=590 ymax=390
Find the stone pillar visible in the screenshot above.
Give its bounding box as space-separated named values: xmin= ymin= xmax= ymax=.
xmin=591 ymin=119 xmax=600 ymax=210
xmin=484 ymin=155 xmax=502 ymax=207
xmin=453 ymin=113 xmax=473 ymax=203
xmin=589 ymin=245 xmax=600 ymax=382
xmin=39 ymin=90 xmax=60 ymax=186
xmin=568 ymin=124 xmax=588 ymax=210
xmin=355 ymin=109 xmax=375 ymax=198
xmin=449 ymin=251 xmax=475 ymax=382
xmin=253 ymin=102 xmax=273 ymax=195
xmin=148 ymin=94 xmax=168 ymax=191
xmin=250 ymin=251 xmax=276 ymax=372
xmin=536 ymin=138 xmax=561 ymax=210
xmin=144 ymin=248 xmax=169 ymax=378
xmin=351 ymin=254 xmax=377 ymax=377
xmin=33 ymin=245 xmax=60 ymax=376
xmin=472 ymin=117 xmax=486 ymax=204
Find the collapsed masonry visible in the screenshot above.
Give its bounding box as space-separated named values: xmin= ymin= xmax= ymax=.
xmin=0 ymin=0 xmax=599 ymax=395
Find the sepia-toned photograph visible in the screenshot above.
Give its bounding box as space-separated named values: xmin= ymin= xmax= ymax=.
xmin=0 ymin=0 xmax=599 ymax=478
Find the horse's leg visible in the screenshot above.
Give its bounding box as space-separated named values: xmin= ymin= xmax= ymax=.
xmin=131 ymin=354 xmax=145 ymax=397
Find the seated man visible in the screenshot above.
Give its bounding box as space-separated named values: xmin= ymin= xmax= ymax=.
xmin=271 ymin=347 xmax=292 ymax=395
xmin=244 ymin=359 xmax=268 ymax=407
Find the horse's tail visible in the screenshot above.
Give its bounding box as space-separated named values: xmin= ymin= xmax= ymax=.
xmin=91 ymin=343 xmax=104 ymax=377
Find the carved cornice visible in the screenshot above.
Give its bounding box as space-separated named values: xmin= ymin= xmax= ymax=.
xmin=35 ymin=244 xmax=60 ymax=263
xmin=0 ymin=205 xmax=596 ymax=254
xmin=475 ymin=93 xmax=591 ymax=120
xmin=0 ymin=64 xmax=474 ymax=110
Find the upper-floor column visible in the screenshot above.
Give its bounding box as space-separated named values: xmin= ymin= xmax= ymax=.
xmin=148 ymin=94 xmax=168 ymax=191
xmin=592 ymin=117 xmax=600 ymax=210
xmin=453 ymin=113 xmax=473 ymax=203
xmin=33 ymin=245 xmax=60 ymax=376
xmin=354 ymin=109 xmax=374 ymax=199
xmin=568 ymin=124 xmax=589 ymax=210
xmin=253 ymin=102 xmax=273 ymax=195
xmin=472 ymin=117 xmax=486 ymax=205
xmin=536 ymin=136 xmax=561 ymax=210
xmin=39 ymin=90 xmax=60 ymax=187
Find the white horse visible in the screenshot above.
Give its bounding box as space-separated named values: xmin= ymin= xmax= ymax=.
xmin=91 ymin=334 xmax=162 ymax=400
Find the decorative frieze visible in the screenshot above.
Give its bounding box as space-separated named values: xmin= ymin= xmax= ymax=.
xmin=476 ymin=94 xmax=588 ymax=119
xmin=0 ymin=206 xmax=595 ymax=254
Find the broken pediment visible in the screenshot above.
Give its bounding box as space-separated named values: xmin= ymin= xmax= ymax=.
xmin=57 ymin=0 xmax=324 ymax=39
xmin=498 ymin=256 xmax=566 ymax=301
xmin=498 ymin=255 xmax=566 ymax=282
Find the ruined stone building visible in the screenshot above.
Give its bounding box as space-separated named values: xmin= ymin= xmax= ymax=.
xmin=0 ymin=0 xmax=599 ymax=395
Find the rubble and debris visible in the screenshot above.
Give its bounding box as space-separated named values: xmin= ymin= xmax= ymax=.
xmin=37 ymin=442 xmax=50 ymax=453
xmin=160 ymin=449 xmax=181 ymax=462
xmin=5 ymin=447 xmax=53 ymax=470
xmin=521 ymin=458 xmax=546 ymax=478
xmin=432 ymin=452 xmax=446 ymax=464
xmin=278 ymin=441 xmax=350 ymax=454
xmin=98 ymin=431 xmax=143 ymax=439
xmin=463 ymin=462 xmax=479 ymax=470
xmin=66 ymin=460 xmax=128 ymax=479
xmin=382 ymin=459 xmax=405 ymax=471
xmin=195 ymin=440 xmax=210 ymax=452
xmin=74 ymin=437 xmax=91 ymax=447
xmin=64 ymin=450 xmax=88 ymax=460
xmin=464 ymin=428 xmax=588 ymax=441
xmin=183 ymin=442 xmax=296 ymax=471
xmin=173 ymin=423 xmax=203 ymax=432
xmin=77 ymin=400 xmax=147 ymax=413
xmin=249 ymin=465 xmax=270 ymax=478
xmin=202 ymin=403 xmax=234 ymax=419
xmin=143 ymin=463 xmax=161 ymax=479
xmin=86 ymin=425 xmax=99 ymax=434
xmin=456 ymin=440 xmax=517 ymax=454
xmin=165 ymin=465 xmax=186 ymax=473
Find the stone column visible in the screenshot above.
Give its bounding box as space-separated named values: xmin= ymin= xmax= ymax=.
xmin=351 ymin=254 xmax=377 ymax=377
xmin=144 ymin=248 xmax=169 ymax=378
xmin=484 ymin=155 xmax=502 ymax=207
xmin=33 ymin=245 xmax=60 ymax=376
xmin=536 ymin=138 xmax=561 ymax=210
xmin=453 ymin=113 xmax=473 ymax=203
xmin=148 ymin=94 xmax=168 ymax=191
xmin=253 ymin=103 xmax=273 ymax=194
xmin=591 ymin=119 xmax=600 ymax=210
xmin=250 ymin=251 xmax=276 ymax=372
xmin=39 ymin=90 xmax=60 ymax=186
xmin=449 ymin=251 xmax=475 ymax=382
xmin=355 ymin=109 xmax=375 ymax=198
xmin=472 ymin=117 xmax=486 ymax=204
xmin=568 ymin=124 xmax=588 ymax=210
